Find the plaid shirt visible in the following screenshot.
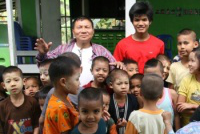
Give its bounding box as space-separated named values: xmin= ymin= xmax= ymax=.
xmin=36 ymin=39 xmax=116 ymax=63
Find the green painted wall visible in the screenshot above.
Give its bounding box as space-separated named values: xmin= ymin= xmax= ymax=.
xmin=20 ymin=0 xmax=37 ymax=37
xmin=143 ymin=0 xmax=200 ymax=57
xmin=0 ymin=24 xmax=8 ymax=43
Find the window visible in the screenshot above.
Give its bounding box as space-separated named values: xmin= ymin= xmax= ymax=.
xmin=60 ymin=0 xmax=71 ymax=44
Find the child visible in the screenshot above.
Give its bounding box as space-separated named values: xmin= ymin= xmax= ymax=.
xmin=0 ymin=65 xmax=7 ymax=101
xmin=129 ymin=73 xmax=144 ymax=108
xmin=36 ymin=85 xmax=52 ymax=111
xmin=39 ymin=52 xmax=82 ymax=133
xmin=101 ymin=89 xmax=117 ymax=134
xmin=177 ymin=49 xmax=200 ymax=126
xmin=39 ymin=59 xmax=54 ymax=86
xmin=70 ymin=87 xmax=106 ymax=134
xmin=166 ymin=29 xmax=198 ymax=91
xmin=144 ymin=58 xmax=180 ymax=130
xmin=24 ymin=76 xmax=41 ymax=97
xmin=108 ymin=69 xmax=139 ymax=134
xmin=125 ymin=73 xmax=165 ymax=134
xmin=43 ymin=56 xmax=81 ymax=134
xmin=0 ymin=66 xmax=41 ymax=134
xmin=83 ymin=56 xmax=112 ymax=94
xmin=157 ymin=54 xmax=171 ymax=87
xmin=123 ymin=59 xmax=139 ymax=78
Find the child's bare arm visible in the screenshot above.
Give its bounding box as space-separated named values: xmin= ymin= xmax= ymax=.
xmin=33 ymin=127 xmax=39 ymax=134
xmin=177 ymin=95 xmax=198 ymax=114
xmin=169 ymin=89 xmax=180 ymax=130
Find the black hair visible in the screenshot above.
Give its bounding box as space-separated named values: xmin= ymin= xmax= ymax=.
xmin=59 ymin=52 xmax=81 ymax=66
xmin=129 ymin=1 xmax=153 ymax=22
xmin=25 ymin=76 xmax=41 ymax=87
xmin=191 ymin=47 xmax=200 ymax=72
xmin=49 ymin=56 xmax=80 ymax=84
xmin=36 ymin=85 xmax=52 ymax=99
xmin=78 ymin=87 xmax=103 ymax=107
xmin=141 ymin=73 xmax=163 ymax=100
xmin=0 ymin=65 xmax=6 ymax=82
xmin=177 ymin=28 xmax=197 ymax=41
xmin=2 ymin=66 xmax=23 ymax=79
xmin=144 ymin=58 xmax=164 ymax=74
xmin=39 ymin=59 xmax=54 ymax=67
xmin=100 ymin=88 xmax=110 ymax=97
xmin=72 ymin=16 xmax=94 ymax=29
xmin=109 ymin=69 xmax=129 ymax=82
xmin=122 ymin=59 xmax=138 ymax=66
xmin=130 ymin=73 xmax=144 ymax=81
xmin=91 ymin=56 xmax=110 ymax=71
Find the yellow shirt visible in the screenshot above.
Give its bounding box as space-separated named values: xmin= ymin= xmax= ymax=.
xmin=178 ymin=74 xmax=200 ymax=125
xmin=166 ymin=61 xmax=189 ymax=91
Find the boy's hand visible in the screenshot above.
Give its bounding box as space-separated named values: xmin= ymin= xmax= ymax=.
xmin=102 ymin=110 xmax=110 ymax=121
xmin=117 ymin=118 xmax=127 ymax=128
xmin=176 ymin=102 xmax=197 ymax=112
xmin=109 ymin=62 xmax=126 ymax=70
xmin=34 ymin=38 xmax=52 ymax=55
xmin=161 ymin=111 xmax=171 ymax=124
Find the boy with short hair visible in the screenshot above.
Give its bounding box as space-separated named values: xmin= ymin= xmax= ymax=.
xmin=114 ymin=1 xmax=164 ymax=73
xmin=70 ymin=87 xmax=106 ymax=134
xmin=123 ymin=59 xmax=139 ymax=78
xmin=43 ymin=56 xmax=81 ymax=134
xmin=125 ymin=74 xmax=165 ymax=134
xmin=166 ymin=29 xmax=198 ymax=91
xmin=0 ymin=66 xmax=41 ymax=134
xmin=109 ymin=69 xmax=139 ymax=134
xmin=144 ymin=58 xmax=180 ymax=130
xmin=39 ymin=59 xmax=54 ymax=86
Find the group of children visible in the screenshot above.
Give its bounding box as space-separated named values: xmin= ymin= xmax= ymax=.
xmin=1 ymin=3 xmax=200 ymax=134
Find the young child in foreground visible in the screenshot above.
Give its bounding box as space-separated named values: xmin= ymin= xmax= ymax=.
xmin=125 ymin=73 xmax=165 ymax=134
xmin=24 ymin=76 xmax=41 ymax=97
xmin=108 ymin=69 xmax=139 ymax=134
xmin=43 ymin=56 xmax=81 ymax=134
xmin=144 ymin=59 xmax=180 ymax=130
xmin=0 ymin=66 xmax=41 ymax=134
xmin=101 ymin=89 xmax=117 ymax=134
xmin=70 ymin=87 xmax=106 ymax=134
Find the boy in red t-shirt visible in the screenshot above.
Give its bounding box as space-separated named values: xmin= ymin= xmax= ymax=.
xmin=114 ymin=1 xmax=164 ymax=73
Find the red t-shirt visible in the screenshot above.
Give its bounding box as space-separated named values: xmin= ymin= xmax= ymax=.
xmin=114 ymin=35 xmax=164 ymax=73
xmin=83 ymin=81 xmax=113 ymax=95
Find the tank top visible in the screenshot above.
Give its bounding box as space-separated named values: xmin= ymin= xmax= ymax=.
xmin=157 ymin=88 xmax=174 ymax=125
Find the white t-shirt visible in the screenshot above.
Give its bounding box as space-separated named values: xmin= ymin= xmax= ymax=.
xmin=72 ymin=43 xmax=93 ymax=86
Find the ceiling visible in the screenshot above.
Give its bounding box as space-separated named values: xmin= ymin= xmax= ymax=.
xmin=0 ymin=0 xmax=15 ymax=13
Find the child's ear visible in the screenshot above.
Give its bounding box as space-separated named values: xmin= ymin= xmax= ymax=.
xmin=1 ymin=82 xmax=5 ymax=89
xmin=159 ymin=91 xmax=163 ymax=99
xmin=109 ymin=82 xmax=113 ymax=89
xmin=23 ymin=78 xmax=27 ymax=85
xmin=59 ymin=77 xmax=66 ymax=87
xmin=80 ymin=66 xmax=83 ymax=73
xmin=194 ymin=41 xmax=199 ymax=48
